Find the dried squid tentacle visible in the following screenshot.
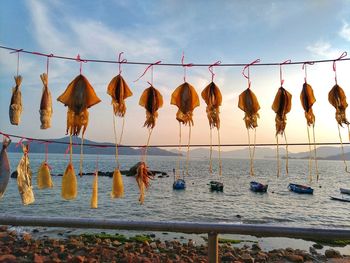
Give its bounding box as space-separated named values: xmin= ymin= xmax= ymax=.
xmin=209 ymin=128 xmax=213 ymax=175
xmin=218 ymin=128 xmax=222 ymax=179
xmin=185 ymin=125 xmax=191 ymax=177
xmin=90 ymin=172 xmax=98 ymax=209
xmin=284 ymin=131 xmax=289 ymax=176
xmin=337 ymin=124 xmax=350 ymax=173
xmin=276 ymin=135 xmax=280 ymax=177
xmin=312 ymin=125 xmax=319 ymax=181
xmin=306 ymin=126 xmax=313 ymax=183
xmin=175 ymin=123 xmax=182 ymax=180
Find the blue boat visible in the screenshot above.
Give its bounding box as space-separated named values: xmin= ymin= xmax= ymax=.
xmin=250 ymin=181 xmax=268 ymax=193
xmin=288 ymin=183 xmax=313 ymax=194
xmin=173 ymin=179 xmax=186 ymax=190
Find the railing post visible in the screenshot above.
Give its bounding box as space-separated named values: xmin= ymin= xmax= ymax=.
xmin=208 ymin=232 xmax=218 ymax=263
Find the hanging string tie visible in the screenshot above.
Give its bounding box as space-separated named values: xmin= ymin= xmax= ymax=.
xmin=279 ymin=59 xmax=292 ymax=86
xmin=64 ymin=143 xmax=75 ymax=158
xmin=181 ymin=52 xmax=193 ymax=83
xmin=333 ymin=51 xmax=347 ymax=84
xmin=208 ymin=61 xmax=221 ymax=82
xmin=134 ymin=61 xmax=161 ymax=84
xmin=46 ymin=53 xmax=54 ymax=77
xmin=118 ymin=52 xmax=127 ymax=75
xmin=242 ymin=59 xmax=260 ymax=88
xmin=76 ymin=54 xmax=87 ymax=75
xmin=10 ymin=49 xmax=23 ymax=77
xmin=302 ymin=61 xmax=314 ymax=83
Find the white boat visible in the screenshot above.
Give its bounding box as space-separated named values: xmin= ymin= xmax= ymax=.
xmin=340 ymin=188 xmax=350 ymax=195
xmin=330 ymin=195 xmax=350 ymax=203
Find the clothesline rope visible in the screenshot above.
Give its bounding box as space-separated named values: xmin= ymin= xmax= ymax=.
xmin=1 ymin=45 xmax=349 ymax=67
xmin=1 ymin=131 xmax=350 ymax=149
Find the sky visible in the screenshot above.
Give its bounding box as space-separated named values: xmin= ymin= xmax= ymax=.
xmin=1 ymin=0 xmax=350 ymax=153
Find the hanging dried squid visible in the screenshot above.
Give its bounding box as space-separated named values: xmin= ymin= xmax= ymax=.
xmin=328 ymin=84 xmax=350 ymax=173
xmin=300 ymin=82 xmax=319 ymax=181
xmin=238 ymin=88 xmax=260 ymax=176
xmin=17 ymin=144 xmax=35 ymax=205
xmin=111 ymin=168 xmax=124 ymax=198
xmin=9 ymin=75 xmax=23 ymax=125
xmin=57 ymin=74 xmax=101 ymax=177
xmin=272 ymin=87 xmax=292 ymax=176
xmin=171 ymin=82 xmax=200 ymax=126
xmin=201 ymin=82 xmax=223 ymax=178
xmin=37 ymin=162 xmax=53 ymax=189
xmin=0 ymin=138 xmax=11 ymax=199
xmin=90 ymin=171 xmax=98 ymax=209
xmin=61 ymin=162 xmax=77 ymax=200
xmin=39 ymin=73 xmax=53 ymax=129
xmin=139 ymin=85 xmax=163 ymax=129
xmin=136 ymin=162 xmax=154 ymax=204
xmin=107 ymin=74 xmax=133 ymax=117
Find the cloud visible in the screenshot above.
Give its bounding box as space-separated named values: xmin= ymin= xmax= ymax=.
xmin=306 ymin=41 xmax=342 ymax=58
xmin=339 ymin=21 xmax=350 ymax=41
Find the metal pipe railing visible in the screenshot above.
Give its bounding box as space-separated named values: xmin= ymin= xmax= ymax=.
xmin=1 ymin=216 xmax=350 ymax=263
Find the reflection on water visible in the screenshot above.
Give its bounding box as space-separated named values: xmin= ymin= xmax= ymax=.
xmin=0 ymin=153 xmax=349 ymax=229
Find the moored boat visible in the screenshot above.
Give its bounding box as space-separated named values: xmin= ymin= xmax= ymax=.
xmin=340 ymin=188 xmax=350 ymax=195
xmin=209 ymin=181 xmax=224 ymax=192
xmin=173 ymin=179 xmax=186 ymax=190
xmin=288 ymin=183 xmax=313 ymax=194
xmin=330 ymin=195 xmax=350 ymax=202
xmin=250 ymin=181 xmax=268 ymax=193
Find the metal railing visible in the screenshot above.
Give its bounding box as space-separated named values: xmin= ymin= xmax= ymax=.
xmin=1 ymin=216 xmax=350 ymax=263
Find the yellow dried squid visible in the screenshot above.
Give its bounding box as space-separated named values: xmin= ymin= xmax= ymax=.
xmin=238 ymin=88 xmax=260 ymax=176
xmin=272 ymin=87 xmax=292 ymax=177
xmin=17 ymin=144 xmax=35 ymax=205
xmin=328 ymin=84 xmax=350 ymax=173
xmin=90 ymin=171 xmax=98 ymax=209
xmin=111 ymin=168 xmax=124 ymax=198
xmin=300 ymin=82 xmax=319 ymax=181
xmin=37 ymin=162 xmax=53 ymax=189
xmin=61 ymin=162 xmax=77 ymax=200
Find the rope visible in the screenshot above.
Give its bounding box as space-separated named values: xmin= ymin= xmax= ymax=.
xmin=142 ymin=128 xmax=153 ymax=163
xmin=185 ymin=125 xmax=191 ymax=177
xmin=2 ymin=45 xmax=349 ymax=67
xmin=312 ymin=125 xmax=319 ymax=181
xmin=209 ymin=128 xmax=213 ymax=175
xmin=276 ymin=135 xmax=280 ymax=177
xmin=112 ymin=112 xmax=120 ymax=168
xmin=218 ymin=128 xmax=222 ymax=178
xmin=307 ymin=126 xmax=312 ymax=182
xmin=337 ymin=124 xmax=350 ymax=173
xmin=176 ymin=123 xmax=182 ymax=180
xmin=69 ymin=135 xmax=72 ymax=163
xmin=247 ymin=129 xmax=254 ymax=176
xmin=80 ymin=133 xmax=84 ymax=177
xmin=284 ymin=131 xmax=289 ymax=176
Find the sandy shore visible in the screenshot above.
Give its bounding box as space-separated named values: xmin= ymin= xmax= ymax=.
xmin=0 ymin=226 xmax=349 ymax=262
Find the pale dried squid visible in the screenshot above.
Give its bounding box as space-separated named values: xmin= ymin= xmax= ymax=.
xmin=9 ymin=75 xmax=23 ymax=125
xmin=272 ymin=87 xmax=292 ymax=177
xmin=0 ymin=138 xmax=11 ymax=199
xmin=57 ymin=74 xmax=101 ymax=177
xmin=238 ymin=88 xmax=260 ymax=176
xmin=111 ymin=168 xmax=124 ymax=198
xmin=300 ymin=82 xmax=319 ymax=181
xmin=328 ymin=84 xmax=350 ymax=173
xmin=136 ymin=162 xmax=154 ymax=204
xmin=61 ymin=161 xmax=77 ymax=200
xmin=39 ymin=73 xmax=53 ymax=129
xmin=17 ymin=144 xmax=35 ymax=205
xmin=201 ymin=82 xmax=222 ymax=178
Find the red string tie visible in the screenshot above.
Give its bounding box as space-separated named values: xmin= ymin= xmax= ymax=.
xmin=118 ymin=52 xmax=127 ymax=75
xmin=134 ymin=61 xmax=162 ymax=83
xmin=76 ymin=54 xmax=87 ymax=75
xmin=0 ymin=132 xmax=10 ymax=140
xmin=279 ymin=59 xmax=291 ymax=86
xmin=242 ymin=59 xmax=260 ymax=88
xmin=302 ymin=61 xmax=314 ymax=83
xmin=181 ymin=52 xmax=193 ymax=83
xmin=333 ymin=51 xmax=347 ymax=84
xmin=208 ymin=61 xmax=221 ymax=82
xmin=9 ymin=49 xmax=23 ymax=54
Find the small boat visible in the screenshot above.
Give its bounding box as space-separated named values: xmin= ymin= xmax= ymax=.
xmin=340 ymin=188 xmax=350 ymax=195
xmin=330 ymin=195 xmax=350 ymax=202
xmin=209 ymin=181 xmax=224 ymax=192
xmin=250 ymin=181 xmax=268 ymax=193
xmin=288 ymin=183 xmax=313 ymax=194
xmin=173 ymin=179 xmax=186 ymax=190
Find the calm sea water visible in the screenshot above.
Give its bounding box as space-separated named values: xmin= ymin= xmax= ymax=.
xmin=1 ymin=153 xmax=349 ymax=229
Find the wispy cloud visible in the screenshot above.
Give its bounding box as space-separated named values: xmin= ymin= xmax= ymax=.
xmin=339 ymin=21 xmax=350 ymax=42
xmin=306 ymin=41 xmax=342 ymax=58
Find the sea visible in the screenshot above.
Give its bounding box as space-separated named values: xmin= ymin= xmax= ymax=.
xmin=1 ymin=153 xmax=350 ymax=253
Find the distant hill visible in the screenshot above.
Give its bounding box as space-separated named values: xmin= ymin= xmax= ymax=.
xmin=2 ymin=137 xmax=179 ymax=156
xmin=172 ymin=146 xmax=350 ymax=160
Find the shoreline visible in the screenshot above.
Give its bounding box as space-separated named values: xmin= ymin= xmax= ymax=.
xmin=1 ymin=226 xmax=349 ymax=262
